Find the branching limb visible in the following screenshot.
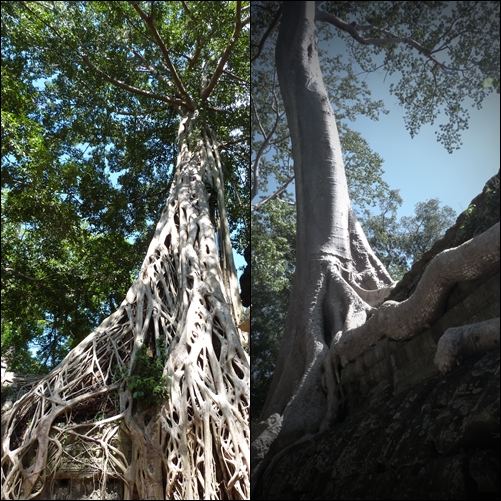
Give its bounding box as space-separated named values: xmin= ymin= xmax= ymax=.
xmin=180 ymin=0 xmax=196 ymax=22
xmin=201 ymin=1 xmax=249 ymax=101
xmin=251 ymin=4 xmax=283 ymax=63
xmin=81 ymin=52 xmax=189 ymax=108
xmin=315 ymin=8 xmax=457 ymax=73
xmin=19 ymin=1 xmax=189 ymax=109
xmin=1 ymin=267 xmax=59 ymax=282
xmin=251 ymin=82 xmax=288 ymax=202
xmin=129 ymin=1 xmax=194 ymax=108
xmin=251 ymin=175 xmax=294 ymax=213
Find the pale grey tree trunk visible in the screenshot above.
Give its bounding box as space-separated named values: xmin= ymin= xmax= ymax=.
xmin=251 ymin=1 xmax=500 ymax=488
xmin=255 ymin=0 xmax=394 ymax=464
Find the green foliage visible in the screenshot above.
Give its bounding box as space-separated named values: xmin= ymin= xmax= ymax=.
xmin=332 ymin=1 xmax=500 ymax=153
xmin=361 ymin=189 xmax=408 ymax=280
xmin=364 ymin=197 xmax=457 ymax=280
xmin=251 ymin=200 xmax=296 ymax=422
xmin=93 ymin=412 xmax=107 ymax=422
xmin=1 ymin=186 xmax=140 ymax=373
xmin=399 ymin=199 xmax=457 ymax=262
xmin=120 ymin=345 xmax=171 ymax=407
xmin=1 ymin=1 xmax=249 ymax=373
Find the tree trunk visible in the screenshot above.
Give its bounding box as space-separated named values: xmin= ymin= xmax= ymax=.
xmin=251 ymin=2 xmax=500 ymax=490
xmin=252 ymin=1 xmax=394 ymax=478
xmin=1 ymin=111 xmax=250 ymax=500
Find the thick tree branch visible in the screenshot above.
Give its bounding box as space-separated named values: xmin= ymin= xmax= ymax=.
xmin=180 ymin=0 xmax=196 ymax=22
xmin=315 ymin=9 xmax=449 ymax=69
xmin=187 ymin=39 xmax=201 ymax=71
xmin=131 ymin=49 xmax=184 ymax=98
xmin=79 ymin=53 xmax=189 ymax=109
xmin=2 ymin=267 xmax=58 ymax=282
xmin=251 ymin=5 xmax=283 ymax=63
xmin=201 ymin=2 xmax=248 ymax=101
xmin=317 ymin=7 xmax=479 ymax=86
xmin=129 ymin=1 xmax=194 ymax=109
xmin=20 ymin=2 xmax=188 ymax=109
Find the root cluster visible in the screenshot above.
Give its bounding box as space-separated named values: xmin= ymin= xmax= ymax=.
xmin=1 ymin=113 xmax=250 ymax=500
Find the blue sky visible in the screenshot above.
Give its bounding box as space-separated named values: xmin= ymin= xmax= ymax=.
xmin=252 ymin=12 xmax=499 ymax=281
xmin=319 ymin=36 xmax=500 ymax=221
xmin=341 ymin=67 xmax=500 ymax=219
xmin=254 ymin=28 xmax=499 ymax=226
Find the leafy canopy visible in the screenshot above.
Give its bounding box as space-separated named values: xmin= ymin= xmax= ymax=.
xmin=1 ymin=1 xmax=250 ymax=374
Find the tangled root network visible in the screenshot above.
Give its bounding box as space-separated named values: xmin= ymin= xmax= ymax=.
xmin=1 ymin=114 xmax=250 ymax=500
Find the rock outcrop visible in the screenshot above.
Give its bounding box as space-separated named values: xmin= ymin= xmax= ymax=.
xmin=256 ymin=351 xmax=499 ymax=500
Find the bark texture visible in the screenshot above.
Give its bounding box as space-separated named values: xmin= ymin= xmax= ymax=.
xmin=1 ymin=112 xmax=249 ymax=500
xmin=333 ymin=222 xmax=500 ymax=366
xmin=435 ymin=317 xmax=500 ymax=374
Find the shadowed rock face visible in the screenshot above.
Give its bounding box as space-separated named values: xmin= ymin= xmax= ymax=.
xmin=254 ymin=173 xmax=500 ymax=499
xmin=255 ymin=351 xmax=500 ymax=500
xmin=388 ymin=170 xmax=499 ymax=304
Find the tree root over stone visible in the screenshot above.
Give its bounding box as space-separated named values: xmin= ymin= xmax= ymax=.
xmin=434 ymin=317 xmax=500 ymax=374
xmin=252 ymin=224 xmax=499 ymax=492
xmin=332 ymin=222 xmax=500 ymax=367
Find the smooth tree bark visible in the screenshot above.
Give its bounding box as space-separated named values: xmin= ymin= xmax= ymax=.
xmin=252 ymin=2 xmax=394 ymax=475
xmin=435 ymin=316 xmax=500 ymax=374
xmin=1 ymin=112 xmax=250 ymax=500
xmin=251 ymin=1 xmax=500 ymax=487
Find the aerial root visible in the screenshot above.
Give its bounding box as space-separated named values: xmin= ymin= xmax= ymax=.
xmin=334 ymin=222 xmax=500 ymax=366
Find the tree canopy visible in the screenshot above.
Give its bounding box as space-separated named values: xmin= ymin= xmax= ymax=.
xmin=1 ymin=1 xmax=250 ymax=374
xmin=252 ymin=0 xmax=499 ymax=210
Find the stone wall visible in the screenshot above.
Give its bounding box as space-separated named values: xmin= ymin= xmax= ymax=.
xmin=1 ymin=364 xmax=130 ymax=501
xmin=341 ymin=270 xmax=499 ymax=417
xmin=254 ymin=269 xmax=500 ymax=500
xmin=257 ymin=351 xmax=499 ymax=500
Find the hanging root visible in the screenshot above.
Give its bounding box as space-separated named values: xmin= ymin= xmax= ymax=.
xmin=434 ymin=317 xmax=500 ymax=374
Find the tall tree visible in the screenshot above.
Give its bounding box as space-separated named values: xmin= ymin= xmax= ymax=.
xmin=250 ymin=192 xmax=457 ymax=424
xmin=251 ymin=0 xmax=500 ymax=489
xmin=250 ymin=0 xmax=397 ymax=426
xmin=1 ymin=2 xmax=250 ymax=499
